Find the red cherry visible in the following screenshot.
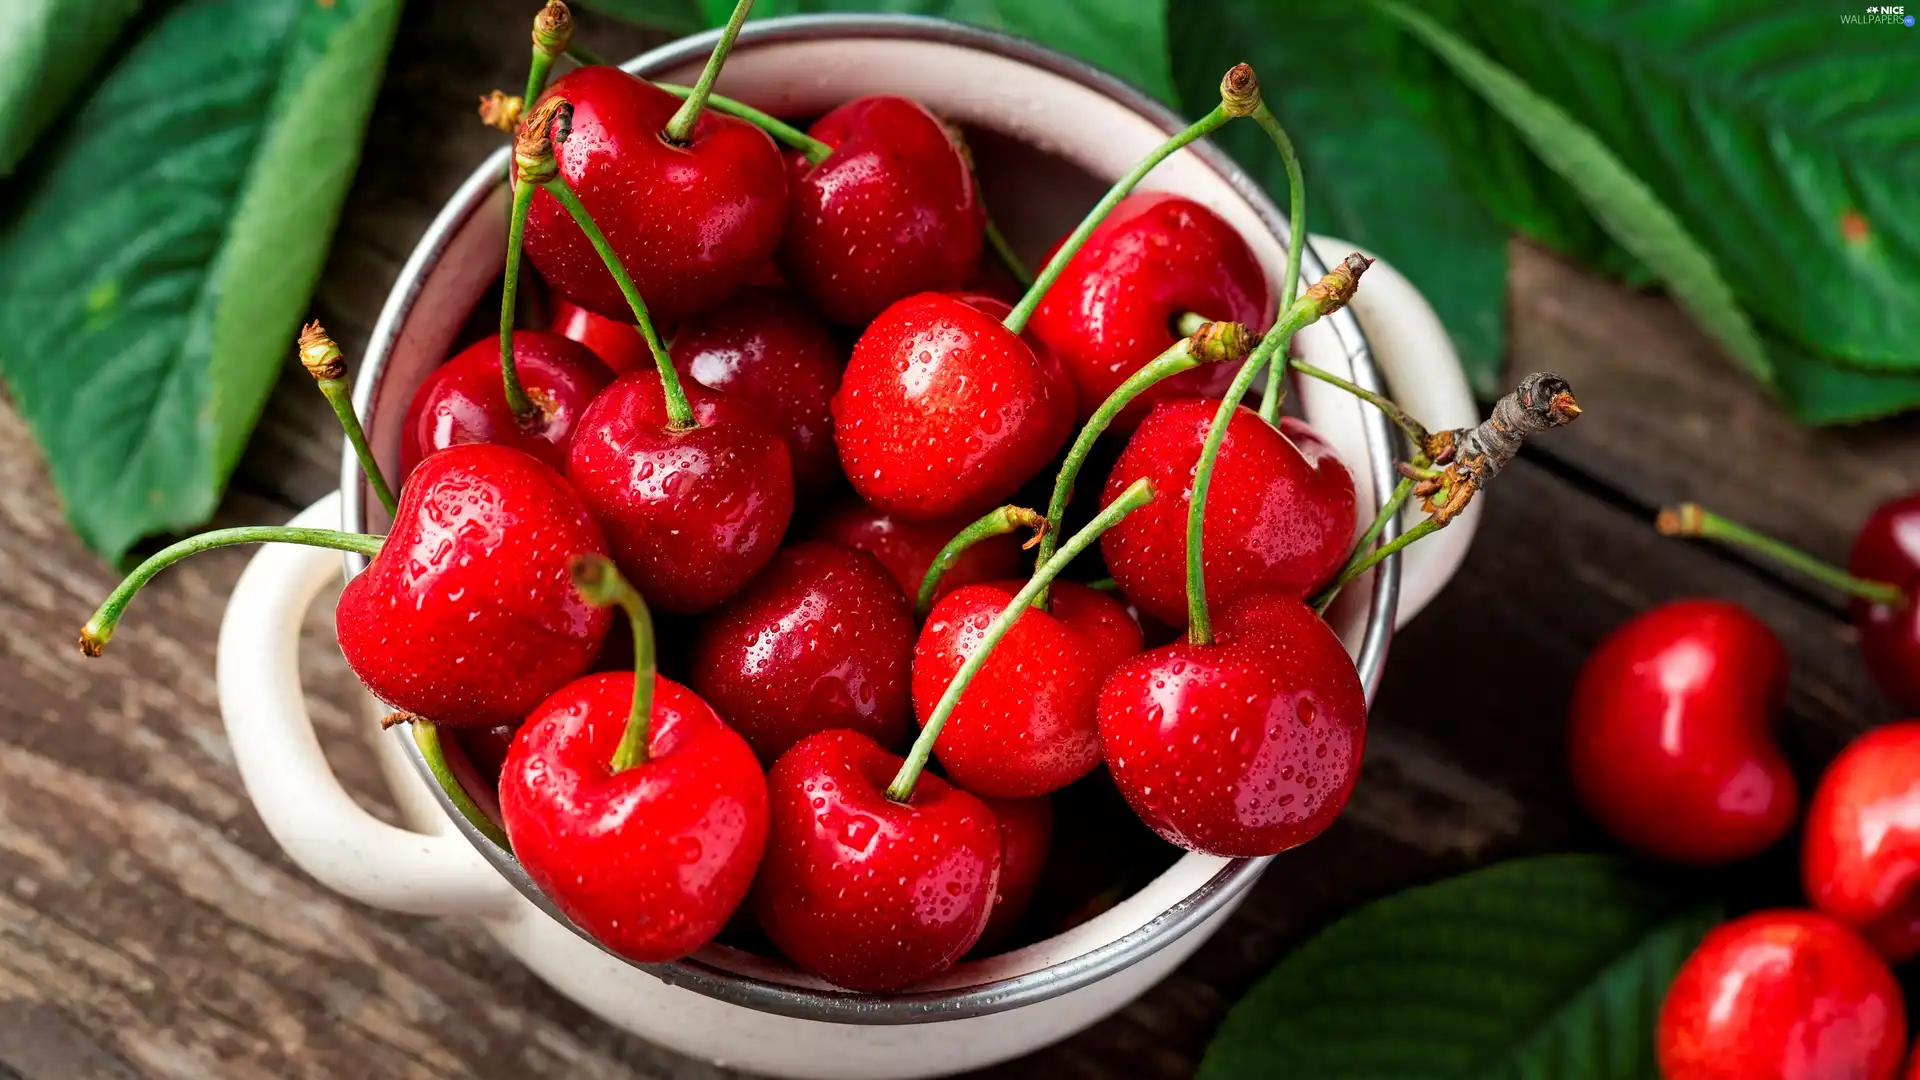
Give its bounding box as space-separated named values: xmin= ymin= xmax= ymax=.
xmin=338 ymin=444 xmax=612 ymax=727
xmin=1851 ymin=494 xmax=1920 ymax=710
xmin=550 ymin=295 xmax=649 ymax=374
xmin=1658 ymin=909 xmax=1906 ymax=1080
xmin=1028 ymin=192 xmax=1271 ymax=427
xmin=1101 ymin=401 xmax=1356 ymax=627
xmin=669 ymin=287 xmax=844 ymax=493
xmin=1097 ymin=592 xmax=1366 ymax=856
xmin=521 ymin=66 xmax=786 ymax=324
xmin=460 ymin=722 xmax=519 ymax=783
xmin=1567 ymin=599 xmax=1796 ymax=865
xmin=833 ymin=291 xmax=1074 ymax=520
xmin=781 ymin=96 xmax=983 ymax=326
xmin=1805 ymin=722 xmax=1920 ymax=961
xmin=690 ymin=542 xmax=915 ymax=763
xmin=499 ymin=671 xmax=768 ymax=963
xmin=811 ymin=498 xmax=1026 ymax=602
xmin=912 ymin=580 xmax=1141 ymax=797
xmin=976 ymin=794 xmax=1053 ymax=953
xmin=399 ymin=331 xmax=612 ymax=475
xmin=566 ymin=371 xmax=794 ymax=613
xmin=757 ymin=729 xmax=1001 ymax=991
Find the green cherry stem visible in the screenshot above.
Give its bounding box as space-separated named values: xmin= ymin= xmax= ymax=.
xmin=984 ymin=216 xmax=1033 ymax=289
xmin=1312 ymin=476 xmax=1413 ymax=614
xmin=500 ymin=174 xmax=540 ymax=421
xmin=297 ymin=322 xmax=396 ymax=517
xmin=1186 ymin=254 xmax=1372 ymax=644
xmin=570 ymin=555 xmax=662 ymax=773
xmin=656 ymin=83 xmax=832 ymax=164
xmin=1316 ymin=519 xmax=1441 ymax=603
xmin=1031 ymin=321 xmax=1253 ymax=610
xmin=887 ymin=479 xmax=1155 ymax=803
xmin=525 ymin=1 xmax=573 ymax=110
xmin=916 ymin=505 xmax=1046 ymax=618
xmin=1249 ymin=104 xmax=1306 ymax=426
xmin=1001 ymin=63 xmax=1266 ymax=336
xmin=79 ymin=528 xmax=386 ymax=658
xmin=412 ymin=721 xmax=513 ymax=850
xmin=1658 ymin=503 xmax=1905 ymax=607
xmin=662 ymin=0 xmax=753 ymax=145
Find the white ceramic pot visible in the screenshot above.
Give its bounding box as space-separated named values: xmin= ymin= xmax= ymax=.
xmin=215 ymin=16 xmax=1480 ymax=1079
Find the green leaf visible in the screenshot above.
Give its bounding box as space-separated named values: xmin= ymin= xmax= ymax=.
xmin=1397 ymin=0 xmax=1920 ymax=375
xmin=1200 ymin=855 xmax=1720 ymax=1080
xmin=1377 ymin=0 xmax=1773 ymax=391
xmin=1770 ymin=333 xmax=1920 ymax=426
xmin=0 ymin=0 xmax=146 ymax=176
xmin=1169 ymin=2 xmax=1509 ymax=398
xmin=0 ymin=0 xmax=402 ymax=560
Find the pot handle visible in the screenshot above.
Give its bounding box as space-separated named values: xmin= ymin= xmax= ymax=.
xmin=216 ymin=493 xmax=519 ymax=917
xmin=1312 ymin=236 xmax=1480 ymax=628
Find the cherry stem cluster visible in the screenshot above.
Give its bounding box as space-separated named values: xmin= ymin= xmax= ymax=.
xmin=79 ymin=527 xmax=386 ymax=658
xmin=1312 ymin=476 xmax=1413 ymax=613
xmin=655 ymin=82 xmax=832 ymax=164
xmin=887 ymin=479 xmax=1155 ymax=803
xmin=413 ymin=722 xmax=513 ymax=850
xmin=571 ymin=555 xmax=661 ymax=773
xmin=1249 ymin=103 xmax=1306 ymax=426
xmin=663 ymin=0 xmax=754 ymax=144
xmin=916 ymin=505 xmax=1046 ymax=618
xmin=1658 ymin=503 xmax=1905 ymax=608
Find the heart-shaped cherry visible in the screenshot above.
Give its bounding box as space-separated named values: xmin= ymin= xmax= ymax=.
xmin=400 ymin=330 xmax=612 ymax=475
xmin=669 ymin=287 xmax=844 ymax=493
xmin=1027 ymin=192 xmax=1271 ymax=427
xmin=1566 ymin=599 xmax=1796 ymax=865
xmin=567 ymin=369 xmax=794 ymax=614
xmin=1098 ymin=590 xmax=1366 ymax=856
xmin=975 ymin=793 xmax=1053 ymax=954
xmin=756 ymin=728 xmax=1002 ymax=991
xmin=79 ymin=443 xmax=612 ymax=729
xmin=550 ymin=295 xmax=649 ymax=374
xmin=1101 ymin=401 xmax=1356 ymax=627
xmin=1658 ymin=909 xmax=1906 ymax=1080
xmin=912 ymin=579 xmax=1141 ymax=797
xmin=780 ymin=95 xmax=983 ymax=326
xmin=1804 ymin=722 xmax=1920 ymax=961
xmin=811 ymin=498 xmax=1027 ymax=604
xmin=833 ymin=291 xmax=1074 ymax=520
xmin=501 ymin=555 xmax=768 ymax=963
xmin=690 ymin=541 xmax=915 ymax=763
xmin=520 ymin=60 xmax=785 ymax=324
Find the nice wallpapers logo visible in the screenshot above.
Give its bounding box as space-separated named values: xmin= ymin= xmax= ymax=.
xmin=1841 ymin=5 xmax=1915 ymax=24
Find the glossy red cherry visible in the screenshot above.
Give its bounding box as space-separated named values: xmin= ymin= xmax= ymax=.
xmin=690 ymin=541 xmax=915 ymax=763
xmin=550 ymin=295 xmax=648 ymax=374
xmin=500 ymin=671 xmax=768 ymax=963
xmin=912 ymin=580 xmax=1141 ymax=797
xmin=757 ymin=729 xmax=1001 ymax=991
xmin=566 ymin=371 xmax=794 ymax=614
xmin=1097 ymin=592 xmax=1366 ymax=856
xmin=1658 ymin=909 xmax=1906 ymax=1080
xmin=1851 ymin=494 xmax=1920 ymax=710
xmin=399 ymin=331 xmax=612 ymax=475
xmin=833 ymin=291 xmax=1074 ymax=521
xmin=1804 ymin=722 xmax=1920 ymax=961
xmin=781 ymin=96 xmax=983 ymax=326
xmin=1567 ymin=599 xmax=1796 ymax=865
xmin=521 ymin=66 xmax=786 ymax=324
xmin=1101 ymin=401 xmax=1356 ymax=627
xmin=338 ymin=444 xmax=612 ymax=727
xmin=1028 ymin=192 xmax=1271 ymax=426
xmin=669 ymin=287 xmax=844 ymax=493
xmin=811 ymin=498 xmax=1026 ymax=603
xmin=975 ymin=794 xmax=1053 ymax=953
xmin=459 ymin=723 xmax=519 ymax=784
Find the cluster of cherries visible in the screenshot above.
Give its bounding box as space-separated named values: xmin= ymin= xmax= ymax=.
xmin=1566 ymin=495 xmax=1920 ymax=1078
xmin=76 ymin=3 xmax=1449 ymax=994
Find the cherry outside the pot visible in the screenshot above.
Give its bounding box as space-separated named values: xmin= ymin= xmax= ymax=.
xmin=1804 ymin=722 xmax=1920 ymax=961
xmin=1566 ymin=599 xmax=1797 ymax=865
xmin=399 ymin=330 xmax=612 ymax=475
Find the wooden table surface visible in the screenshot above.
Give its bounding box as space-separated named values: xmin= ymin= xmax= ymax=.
xmin=5 ymin=3 xmax=1918 ymax=1078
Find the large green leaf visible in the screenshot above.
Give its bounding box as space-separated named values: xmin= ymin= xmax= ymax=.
xmin=0 ymin=0 xmax=146 ymax=177
xmin=0 ymin=0 xmax=402 ymax=560
xmin=1378 ymin=0 xmax=1773 ymax=390
xmin=1399 ymin=0 xmax=1920 ymax=375
xmin=1201 ymin=855 xmax=1720 ymax=1080
xmin=1770 ymin=333 xmax=1920 ymax=426
xmin=1169 ymin=1 xmax=1509 ymax=398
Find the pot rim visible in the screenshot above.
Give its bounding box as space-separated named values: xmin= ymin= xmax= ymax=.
xmin=343 ymin=12 xmax=1401 ymax=1025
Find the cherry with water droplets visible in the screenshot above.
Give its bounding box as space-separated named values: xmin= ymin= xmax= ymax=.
xmin=811 ymin=498 xmax=1026 ymax=603
xmin=975 ymin=794 xmax=1053 ymax=954
xmin=400 ymin=331 xmax=612 ymax=475
xmin=691 ymin=541 xmax=915 ymax=764
xmin=550 ymin=294 xmax=649 ymax=374
xmin=1804 ymin=721 xmax=1920 ymax=961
